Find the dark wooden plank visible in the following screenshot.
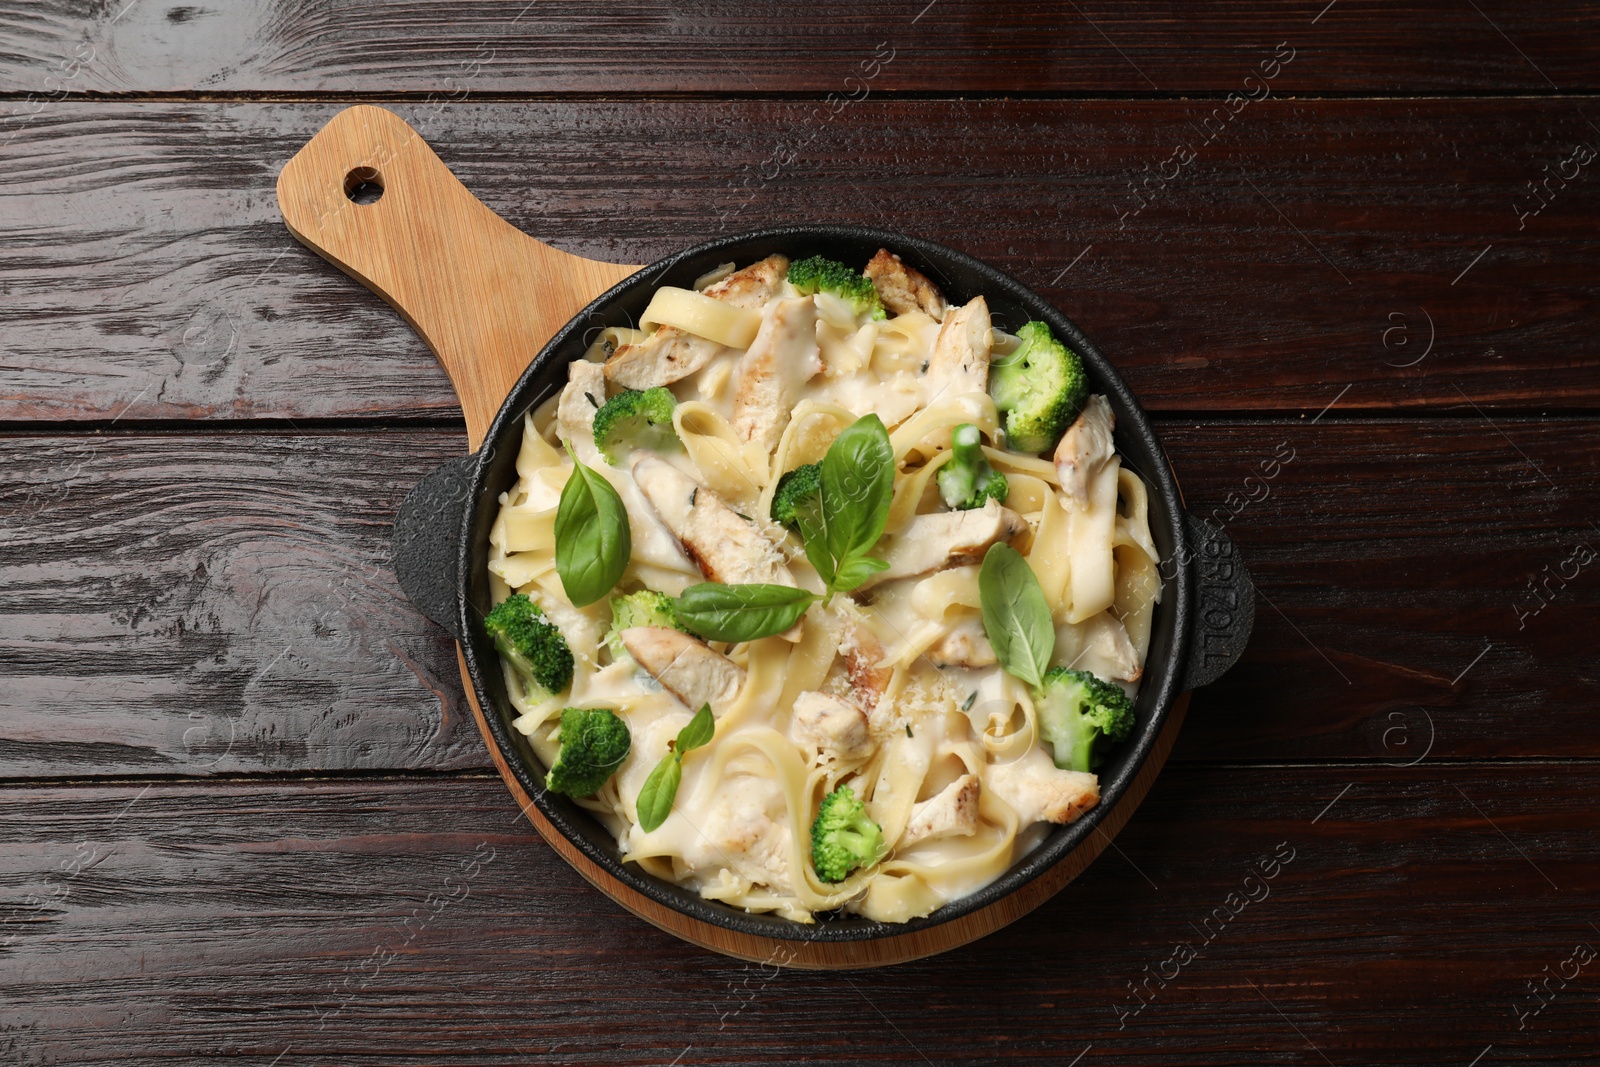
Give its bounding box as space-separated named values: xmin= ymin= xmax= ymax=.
xmin=1 ymin=768 xmax=1594 ymax=1065
xmin=0 ymin=429 xmax=482 ymax=777
xmin=2 ymin=419 xmax=1595 ymax=778
xmin=4 ymin=100 xmax=1597 ymax=425
xmin=1168 ymin=416 xmax=1600 ymax=763
xmin=3 ymin=1 xmax=1599 ymax=95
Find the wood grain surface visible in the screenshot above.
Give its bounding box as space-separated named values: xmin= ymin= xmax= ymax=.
xmin=4 ymin=1 xmax=1597 ymax=1059
xmin=3 ymin=1 xmax=1599 ymax=94
xmin=2 ymin=419 xmax=1592 ymax=778
xmin=1 ymin=769 xmax=1593 ymax=1065
xmin=3 ymin=100 xmax=1598 ymax=424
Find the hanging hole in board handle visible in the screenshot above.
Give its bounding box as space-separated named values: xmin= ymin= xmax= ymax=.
xmin=344 ymin=166 xmax=384 ymax=205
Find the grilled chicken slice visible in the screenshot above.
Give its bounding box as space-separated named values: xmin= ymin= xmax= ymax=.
xmin=1057 ymin=613 xmax=1143 ymax=684
xmin=790 ymin=691 xmax=874 ymax=762
xmin=923 ymin=296 xmax=992 ymax=402
xmin=681 ymin=775 xmax=793 ymax=893
xmin=864 ymin=500 xmax=1027 ymax=587
xmin=925 ymin=616 xmax=997 ymax=669
xmin=631 ymin=455 xmax=802 ymax=639
xmin=836 ymin=610 xmax=893 ymax=719
xmin=603 ymin=329 xmax=722 ymax=392
xmin=618 ymin=626 xmax=746 ymax=713
xmin=865 ymin=248 xmax=947 ymax=321
xmin=630 ymin=455 xmax=798 ymax=588
xmin=731 ymin=296 xmax=822 ymax=453
xmin=1090 ymin=616 xmax=1142 ymax=683
xmin=555 ymin=359 xmax=608 ymax=461
xmin=986 ymin=748 xmax=1100 ymax=825
xmin=604 ymin=255 xmax=788 ymax=389
xmin=703 ymin=253 xmax=788 ymax=306
xmin=899 ymin=774 xmax=981 ymax=847
xmin=1054 ymin=395 xmax=1116 ymax=505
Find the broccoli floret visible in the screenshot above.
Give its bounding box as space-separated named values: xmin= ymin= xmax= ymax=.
xmin=545 ymin=707 xmax=632 ymax=796
xmin=788 ymin=256 xmax=885 ymax=320
xmin=937 ymin=423 xmax=1009 ymax=511
xmin=592 ymin=387 xmax=681 ymax=464
xmin=1036 ymin=666 xmax=1136 ymax=773
xmin=605 ymin=588 xmax=686 ymax=658
xmin=809 ymin=783 xmax=888 ymax=883
xmin=988 ymin=321 xmax=1088 ymax=454
xmin=769 ymin=463 xmax=822 ymax=532
xmin=483 ymin=593 xmax=574 ymax=698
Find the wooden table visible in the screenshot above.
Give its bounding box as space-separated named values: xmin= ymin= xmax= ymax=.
xmin=3 ymin=4 xmax=1597 ymax=1063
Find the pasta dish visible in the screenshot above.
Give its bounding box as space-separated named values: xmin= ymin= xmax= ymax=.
xmin=483 ymin=249 xmax=1161 ymax=923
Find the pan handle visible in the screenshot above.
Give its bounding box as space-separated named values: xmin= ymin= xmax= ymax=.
xmin=392 ymin=455 xmax=477 ymax=641
xmin=1179 ymin=515 xmax=1255 ymax=691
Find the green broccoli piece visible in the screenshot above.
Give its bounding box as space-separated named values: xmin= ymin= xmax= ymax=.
xmin=769 ymin=463 xmax=822 ymax=532
xmin=591 ymin=387 xmax=681 ymax=464
xmin=788 ymin=256 xmax=885 ymax=320
xmin=937 ymin=423 xmax=1009 ymax=511
xmin=1035 ymin=666 xmax=1136 ymax=773
xmin=605 ymin=588 xmax=686 ymax=659
xmin=483 ymin=593 xmax=574 ymax=698
xmin=988 ymin=321 xmax=1088 ymax=454
xmin=545 ymin=707 xmax=632 ymax=796
xmin=809 ymin=783 xmax=888 ymax=883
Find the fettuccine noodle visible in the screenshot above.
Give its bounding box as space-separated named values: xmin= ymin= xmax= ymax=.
xmin=485 ymin=251 xmax=1161 ymax=923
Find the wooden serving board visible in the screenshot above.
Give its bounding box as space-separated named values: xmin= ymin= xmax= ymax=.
xmin=277 ymin=104 xmax=1188 ymax=968
xmin=276 ymin=105 xmax=639 ymax=449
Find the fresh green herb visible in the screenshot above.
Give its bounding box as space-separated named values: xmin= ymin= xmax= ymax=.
xmin=672 ymin=583 xmax=817 ymax=642
xmin=554 ymin=448 xmax=632 ymax=607
xmin=978 ymin=542 xmax=1055 ymax=688
xmin=829 ymin=554 xmax=890 ymax=591
xmin=675 ymin=702 xmax=715 ymax=752
xmin=635 ymin=753 xmax=680 ymax=833
xmin=795 ymin=414 xmax=895 ymax=595
xmin=636 ymin=703 xmax=715 ymax=832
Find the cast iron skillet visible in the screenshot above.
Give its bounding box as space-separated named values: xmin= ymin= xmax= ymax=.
xmin=391 ymin=224 xmax=1254 ymax=945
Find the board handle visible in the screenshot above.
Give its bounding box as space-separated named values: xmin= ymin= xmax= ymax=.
xmin=275 ymin=105 xmax=640 ymax=447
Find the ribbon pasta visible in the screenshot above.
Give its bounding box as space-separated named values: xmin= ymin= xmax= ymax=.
xmin=640 ymin=286 xmax=764 ymax=348
xmin=483 ymin=255 xmax=1162 ymax=924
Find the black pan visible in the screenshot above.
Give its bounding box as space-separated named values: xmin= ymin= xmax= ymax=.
xmin=391 ymin=224 xmax=1253 ymax=946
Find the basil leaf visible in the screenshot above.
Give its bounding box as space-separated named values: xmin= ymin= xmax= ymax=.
xmin=831 ymin=554 xmax=890 ymax=592
xmin=795 ymin=496 xmax=837 ymax=587
xmin=635 ymin=752 xmax=681 ymax=833
xmin=793 ymin=414 xmax=895 ymax=596
xmin=554 ymin=452 xmax=632 ymax=607
xmin=634 ymin=704 xmax=712 ymax=832
xmin=820 ymin=414 xmax=894 ymax=565
xmin=673 ymin=583 xmax=817 ymax=642
xmin=676 ymin=703 xmax=715 ymax=753
xmin=978 ymin=542 xmax=1055 ymax=688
